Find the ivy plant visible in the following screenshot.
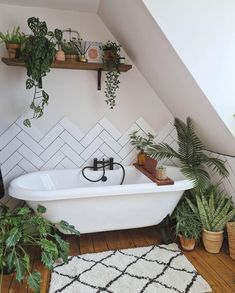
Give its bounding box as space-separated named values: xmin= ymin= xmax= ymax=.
xmin=101 ymin=41 xmax=121 ymax=109
xmin=0 ymin=204 xmax=79 ymax=293
xmin=22 ymin=17 xmax=62 ymax=127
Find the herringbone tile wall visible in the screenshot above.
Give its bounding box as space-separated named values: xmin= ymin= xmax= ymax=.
xmin=0 ymin=116 xmax=176 ymax=208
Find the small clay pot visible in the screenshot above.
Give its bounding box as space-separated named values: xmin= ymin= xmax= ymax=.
xmin=178 ymin=234 xmax=196 ymax=251
xmin=6 ymin=43 xmax=20 ymax=59
xmin=55 ymin=50 xmax=65 ymax=61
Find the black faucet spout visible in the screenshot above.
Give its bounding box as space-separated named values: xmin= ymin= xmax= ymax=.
xmin=93 ymin=157 xmax=114 ymax=170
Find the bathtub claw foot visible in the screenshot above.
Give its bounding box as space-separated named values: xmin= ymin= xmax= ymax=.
xmin=158 ymin=215 xmax=172 ymax=244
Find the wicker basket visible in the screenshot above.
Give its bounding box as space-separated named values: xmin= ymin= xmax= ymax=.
xmin=227 ymin=222 xmax=235 ymax=261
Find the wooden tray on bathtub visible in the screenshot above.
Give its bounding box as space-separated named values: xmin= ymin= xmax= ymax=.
xmin=133 ymin=164 xmax=174 ymax=185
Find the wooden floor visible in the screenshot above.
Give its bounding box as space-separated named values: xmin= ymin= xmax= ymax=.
xmin=1 ymin=226 xmax=235 ymax=293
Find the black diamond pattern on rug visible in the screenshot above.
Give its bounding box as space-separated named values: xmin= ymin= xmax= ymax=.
xmin=49 ymin=243 xmax=212 ymax=293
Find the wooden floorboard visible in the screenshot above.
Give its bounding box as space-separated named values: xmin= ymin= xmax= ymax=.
xmin=1 ymin=226 xmax=234 ymax=293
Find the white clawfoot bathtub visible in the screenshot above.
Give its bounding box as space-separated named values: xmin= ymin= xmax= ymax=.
xmin=8 ymin=166 xmax=193 ymax=234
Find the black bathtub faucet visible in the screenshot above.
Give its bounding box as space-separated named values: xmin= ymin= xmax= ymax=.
xmin=93 ymin=157 xmax=114 ymax=171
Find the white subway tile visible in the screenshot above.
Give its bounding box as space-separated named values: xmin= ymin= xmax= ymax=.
xmin=60 ymin=131 xmax=84 ymax=153
xmin=99 ymin=143 xmax=121 ymax=163
xmin=40 ymin=138 xmax=64 ymax=162
xmin=0 ymin=138 xmax=22 ymax=164
xmin=80 ymin=124 xmax=103 ymax=147
xmin=99 ymin=131 xmax=122 ymax=153
xmin=0 ymin=124 xmax=21 ymax=150
xmin=135 ymin=117 xmax=156 ymax=135
xmin=118 ymin=124 xmax=139 ymax=146
xmin=16 ymin=116 xmax=44 ymax=141
xmin=17 ymin=131 xmax=44 ymax=155
xmin=18 ymin=145 xmax=44 ymax=169
xmin=39 ymin=124 xmax=64 ymax=148
xmin=18 ymin=158 xmax=38 ymax=173
xmin=3 ymin=165 xmax=24 ymax=184
xmin=61 ymin=144 xmax=84 ymax=166
xmin=59 ymin=117 xmax=84 ymax=141
xmin=118 ymin=144 xmax=135 ymax=159
xmin=99 ymin=117 xmax=121 ymax=140
xmin=60 ymin=157 xmax=77 ymax=169
xmin=1 ymin=152 xmax=23 ymax=176
xmin=41 ymin=151 xmax=65 ymax=170
xmin=80 ymin=137 xmax=103 ymax=160
xmin=121 ymin=150 xmax=137 ymax=166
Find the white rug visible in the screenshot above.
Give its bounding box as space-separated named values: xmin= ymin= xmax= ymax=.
xmin=49 ymin=243 xmax=212 ymax=293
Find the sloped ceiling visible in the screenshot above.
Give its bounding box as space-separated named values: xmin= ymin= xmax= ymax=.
xmin=0 ymin=0 xmax=100 ymax=12
xmin=98 ymin=0 xmax=235 ymax=155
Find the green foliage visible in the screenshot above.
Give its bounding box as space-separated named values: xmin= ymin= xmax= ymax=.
xmin=129 ymin=131 xmax=155 ymax=151
xmin=0 ymin=204 xmax=80 ymax=292
xmin=61 ymin=39 xmax=78 ymax=55
xmin=0 ymin=26 xmax=26 ymax=44
xmin=101 ymin=41 xmax=121 ymax=109
xmin=175 ymin=200 xmax=202 ymax=240
xmin=70 ymin=37 xmax=92 ymax=56
xmin=147 ymin=117 xmax=229 ymax=190
xmin=186 ymin=186 xmax=235 ymax=232
xmin=21 ymin=17 xmax=60 ymax=127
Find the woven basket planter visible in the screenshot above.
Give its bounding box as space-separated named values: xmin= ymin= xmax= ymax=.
xmin=227 ymin=222 xmax=235 ymax=261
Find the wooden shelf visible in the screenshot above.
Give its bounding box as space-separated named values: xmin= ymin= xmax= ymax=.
xmin=1 ymin=57 xmax=132 ymax=90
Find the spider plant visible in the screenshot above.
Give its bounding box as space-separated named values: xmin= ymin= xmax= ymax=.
xmin=147 ymin=117 xmax=229 ymax=191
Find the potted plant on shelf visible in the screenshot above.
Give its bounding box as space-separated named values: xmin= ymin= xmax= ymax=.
xmin=0 ymin=204 xmax=79 ymax=293
xmin=70 ymin=37 xmax=92 ymax=62
xmin=21 ymin=17 xmax=61 ymax=127
xmin=0 ymin=26 xmax=26 ymax=59
xmin=129 ymin=131 xmax=155 ymax=166
xmin=101 ymin=41 xmax=121 ymax=109
xmin=61 ymin=40 xmax=79 ymax=61
xmin=147 ymin=117 xmax=229 ymax=191
xmin=174 ymin=199 xmax=202 ymax=251
xmin=186 ymin=186 xmax=235 ymax=253
xmin=54 ymin=28 xmax=65 ymax=61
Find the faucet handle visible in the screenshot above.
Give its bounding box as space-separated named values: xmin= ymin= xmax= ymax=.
xmin=110 ymin=157 xmax=114 ymax=170
xmin=94 ymin=158 xmax=98 ymax=171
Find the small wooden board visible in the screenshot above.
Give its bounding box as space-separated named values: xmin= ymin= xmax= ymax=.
xmin=134 ymin=164 xmax=174 ymax=185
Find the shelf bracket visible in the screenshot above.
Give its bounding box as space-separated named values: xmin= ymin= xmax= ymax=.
xmin=97 ymin=68 xmax=102 ymax=90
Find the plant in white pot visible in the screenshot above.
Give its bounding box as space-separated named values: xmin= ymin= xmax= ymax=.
xmin=186 ymin=186 xmax=235 ymax=254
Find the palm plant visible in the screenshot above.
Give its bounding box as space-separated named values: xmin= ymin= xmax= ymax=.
xmin=147 ymin=117 xmax=228 ymax=191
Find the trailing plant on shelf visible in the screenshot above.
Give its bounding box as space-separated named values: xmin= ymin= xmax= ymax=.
xmin=22 ymin=17 xmax=62 ymax=127
xmin=101 ymin=41 xmax=121 ymax=109
xmin=0 ymin=204 xmax=79 ymax=293
xmin=0 ymin=26 xmax=27 ymax=58
xmin=147 ymin=117 xmax=229 ymax=191
xmin=186 ymin=186 xmax=235 ymax=253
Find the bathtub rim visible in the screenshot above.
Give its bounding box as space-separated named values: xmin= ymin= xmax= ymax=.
xmin=8 ymin=165 xmax=194 ymax=201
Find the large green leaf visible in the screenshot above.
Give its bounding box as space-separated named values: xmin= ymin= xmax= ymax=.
xmin=15 ymin=257 xmax=27 ymax=282
xmin=6 ymin=228 xmax=21 ymax=248
xmin=59 ymin=220 xmax=80 ymax=236
xmin=28 ymin=272 xmax=41 ymax=293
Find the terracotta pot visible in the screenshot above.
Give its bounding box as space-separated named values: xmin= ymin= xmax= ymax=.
xmin=6 ymin=43 xmax=20 ymax=59
xmin=178 ymin=234 xmax=196 ymax=251
xmin=55 ymin=50 xmax=65 ymax=61
xmin=137 ymin=150 xmax=146 ymax=166
xmin=202 ymin=229 xmax=223 ymax=254
xmin=103 ymin=49 xmax=119 ymax=62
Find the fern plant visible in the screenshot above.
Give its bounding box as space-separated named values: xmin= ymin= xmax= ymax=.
xmin=147 ymin=117 xmax=228 ymax=191
xmin=186 ymin=186 xmax=235 ymax=232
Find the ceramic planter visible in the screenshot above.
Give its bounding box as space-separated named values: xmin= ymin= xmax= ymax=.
xmin=178 ymin=234 xmax=196 ymax=251
xmin=6 ymin=43 xmax=20 ymax=59
xmin=55 ymin=50 xmax=65 ymax=61
xmin=202 ymin=229 xmax=223 ymax=254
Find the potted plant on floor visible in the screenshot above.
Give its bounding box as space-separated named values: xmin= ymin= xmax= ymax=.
xmin=186 ymin=186 xmax=235 ymax=253
xmin=129 ymin=131 xmax=155 ymax=166
xmin=174 ymin=199 xmax=202 ymax=251
xmin=0 ymin=204 xmax=79 ymax=293
xmin=147 ymin=117 xmax=229 ymax=191
xmin=0 ymin=26 xmax=26 ymax=58
xmin=101 ymin=41 xmax=121 ymax=108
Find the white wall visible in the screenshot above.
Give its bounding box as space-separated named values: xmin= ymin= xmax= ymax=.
xmin=144 ymin=0 xmax=235 ymax=137
xmin=0 ymin=3 xmax=172 ymax=135
xmin=99 ymin=0 xmax=235 ymax=156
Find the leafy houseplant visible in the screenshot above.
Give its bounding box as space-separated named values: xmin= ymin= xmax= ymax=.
xmin=186 ymin=186 xmax=235 ymax=253
xmin=54 ymin=28 xmax=65 ymax=61
xmin=70 ymin=37 xmax=92 ymax=62
xmin=101 ymin=41 xmax=121 ymax=109
xmin=0 ymin=26 xmax=26 ymax=58
xmin=174 ymin=200 xmax=202 ymax=251
xmin=22 ymin=17 xmax=61 ymax=127
xmin=61 ymin=40 xmax=79 ymax=60
xmin=130 ymin=131 xmax=155 ymax=165
xmin=147 ymin=117 xmax=229 ymax=191
xmin=0 ymin=204 xmax=79 ymax=293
